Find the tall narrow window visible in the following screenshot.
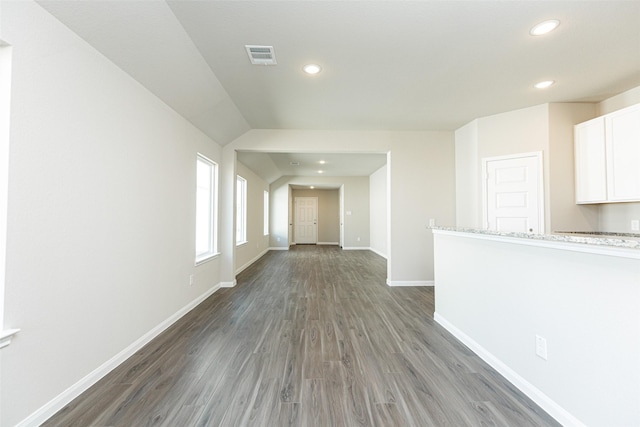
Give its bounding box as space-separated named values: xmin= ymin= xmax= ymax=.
xmin=0 ymin=43 xmax=18 ymax=346
xmin=263 ymin=190 xmax=269 ymax=235
xmin=196 ymin=154 xmax=217 ymax=263
xmin=236 ymin=175 xmax=247 ymax=245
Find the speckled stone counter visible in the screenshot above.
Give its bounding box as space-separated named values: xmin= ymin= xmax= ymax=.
xmin=431 ymin=226 xmax=640 ymax=257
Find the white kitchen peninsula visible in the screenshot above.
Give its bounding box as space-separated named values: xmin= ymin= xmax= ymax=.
xmin=432 ymin=227 xmax=639 ymax=427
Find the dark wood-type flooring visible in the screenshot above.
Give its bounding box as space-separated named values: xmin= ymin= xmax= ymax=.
xmin=44 ymin=245 xmax=559 ymax=426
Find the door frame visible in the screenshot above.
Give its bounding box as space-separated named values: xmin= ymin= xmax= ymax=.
xmin=339 ymin=185 xmax=344 ymax=248
xmin=481 ymin=151 xmax=545 ymax=233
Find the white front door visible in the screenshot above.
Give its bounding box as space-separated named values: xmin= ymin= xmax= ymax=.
xmin=294 ymin=197 xmax=318 ymax=244
xmin=484 ymin=153 xmax=544 ymax=233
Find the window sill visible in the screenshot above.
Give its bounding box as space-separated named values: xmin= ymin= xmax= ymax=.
xmin=0 ymin=328 xmax=20 ymax=349
xmin=236 ymin=241 xmax=248 ymax=247
xmin=195 ymin=252 xmax=219 ymax=266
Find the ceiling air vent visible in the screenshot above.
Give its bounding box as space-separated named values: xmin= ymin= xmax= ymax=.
xmin=245 ymin=45 xmax=277 ymax=65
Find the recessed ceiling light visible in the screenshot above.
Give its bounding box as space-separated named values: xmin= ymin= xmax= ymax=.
xmin=530 ymin=20 xmax=560 ymax=36
xmin=303 ymin=64 xmax=322 ymax=75
xmin=310 ymin=186 xmax=315 ymax=189
xmin=319 ymin=160 xmax=326 ymax=164
xmin=317 ymin=170 xmax=324 ymax=174
xmin=534 ymin=80 xmax=555 ymax=89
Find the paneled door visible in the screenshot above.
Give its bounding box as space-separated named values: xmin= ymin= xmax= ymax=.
xmin=483 ymin=152 xmax=544 ymax=233
xmin=294 ymin=197 xmax=318 ymax=244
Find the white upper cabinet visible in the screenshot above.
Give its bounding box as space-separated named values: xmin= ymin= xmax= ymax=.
xmin=574 ymin=103 xmax=640 ymax=204
xmin=574 ymin=117 xmax=607 ymax=203
xmin=605 ymin=104 xmax=640 ymax=202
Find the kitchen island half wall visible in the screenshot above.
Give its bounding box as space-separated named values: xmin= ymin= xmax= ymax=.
xmin=432 ymin=227 xmax=639 ymax=427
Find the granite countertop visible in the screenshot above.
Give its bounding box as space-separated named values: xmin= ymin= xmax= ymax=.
xmin=431 ymin=226 xmax=640 ymax=250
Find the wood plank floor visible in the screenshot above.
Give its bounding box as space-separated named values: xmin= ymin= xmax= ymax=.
xmin=43 ymin=245 xmax=559 ymax=426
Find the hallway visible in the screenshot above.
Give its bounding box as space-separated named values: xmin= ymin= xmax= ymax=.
xmin=44 ymin=246 xmax=557 ymax=426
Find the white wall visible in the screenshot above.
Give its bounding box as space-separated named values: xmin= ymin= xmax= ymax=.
xmin=222 ymin=131 xmax=455 ymax=286
xmin=434 ymin=231 xmax=640 ymax=427
xmin=597 ymin=85 xmax=640 ymax=116
xmin=369 ymin=165 xmax=387 ymax=257
xmin=0 ymin=40 xmax=11 ymax=332
xmin=456 ymin=103 xmax=598 ymax=233
xmin=235 ymin=161 xmax=269 ymax=273
xmin=454 ymin=120 xmax=479 ymax=228
xmin=478 ymin=104 xmax=553 ymax=229
xmin=1 ymin=2 xmax=223 ymax=425
xmin=292 ymin=189 xmax=340 ymax=244
xmin=547 ymin=103 xmax=599 ymax=232
xmin=269 ymin=175 xmax=369 ymax=249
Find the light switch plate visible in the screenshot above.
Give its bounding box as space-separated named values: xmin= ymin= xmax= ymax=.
xmin=535 ymin=335 xmax=548 ymax=360
xmin=631 ymin=220 xmax=639 ymax=231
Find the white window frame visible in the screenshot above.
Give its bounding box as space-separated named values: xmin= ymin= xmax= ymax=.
xmin=195 ymin=154 xmax=218 ymax=264
xmin=0 ymin=42 xmax=19 ymax=348
xmin=236 ymin=175 xmax=247 ymax=245
xmin=263 ymin=190 xmax=269 ymax=236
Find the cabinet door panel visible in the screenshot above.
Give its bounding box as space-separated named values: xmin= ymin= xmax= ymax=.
xmin=574 ymin=118 xmax=607 ymax=203
xmin=605 ymin=105 xmax=640 ymax=202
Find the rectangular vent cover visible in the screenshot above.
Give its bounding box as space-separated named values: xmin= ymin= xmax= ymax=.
xmin=245 ymin=45 xmax=277 ymax=65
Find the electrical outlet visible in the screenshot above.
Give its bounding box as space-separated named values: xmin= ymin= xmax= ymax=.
xmin=535 ymin=335 xmax=548 ymax=360
xmin=357 ymin=237 xmax=361 ymax=242
xmin=189 ymin=274 xmax=194 ymax=286
xmin=631 ymin=220 xmax=639 ymax=232
xmin=277 ymin=237 xmax=280 ymax=242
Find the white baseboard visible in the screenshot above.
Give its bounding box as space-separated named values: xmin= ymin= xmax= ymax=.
xmin=18 ymin=284 xmax=224 ymax=427
xmin=434 ymin=313 xmax=586 ymax=427
xmin=386 ymin=279 xmax=434 ymax=287
xmin=368 ymin=247 xmax=387 ymax=259
xmin=220 ymin=280 xmax=236 ymax=288
xmin=317 ymin=242 xmax=339 ymax=245
xmin=269 ymin=246 xmax=289 ymax=251
xmin=342 ymin=246 xmax=370 ymax=251
xmin=235 ymin=248 xmax=269 ymax=275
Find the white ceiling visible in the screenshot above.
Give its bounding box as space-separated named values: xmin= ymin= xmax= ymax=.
xmin=37 ymin=0 xmax=640 ymax=181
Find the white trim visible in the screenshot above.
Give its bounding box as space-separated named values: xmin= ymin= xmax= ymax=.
xmin=317 ymin=242 xmax=339 ymax=245
xmin=434 ymin=313 xmax=587 ymax=427
xmin=368 ymin=247 xmax=387 ymax=259
xmin=220 ymin=280 xmax=237 ymax=288
xmin=195 ymin=154 xmax=218 ymax=261
xmin=433 ymin=229 xmax=640 ymax=260
xmin=386 ymin=279 xmax=434 ymax=287
xmin=341 ymin=246 xmax=370 ymax=251
xmin=17 ymin=284 xmax=223 ymax=427
xmin=482 ymin=151 xmax=545 ymax=233
xmin=0 ymin=328 xmax=19 ymax=349
xmin=194 ymin=252 xmax=219 ymax=266
xmin=0 ymin=43 xmax=12 ymax=333
xmin=235 ymin=248 xmax=269 ymax=275
xmin=269 ymin=246 xmax=289 ymax=251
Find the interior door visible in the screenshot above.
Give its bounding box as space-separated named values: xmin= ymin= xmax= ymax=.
xmin=484 ymin=153 xmax=543 ymax=233
xmin=294 ymin=197 xmax=318 ymax=244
